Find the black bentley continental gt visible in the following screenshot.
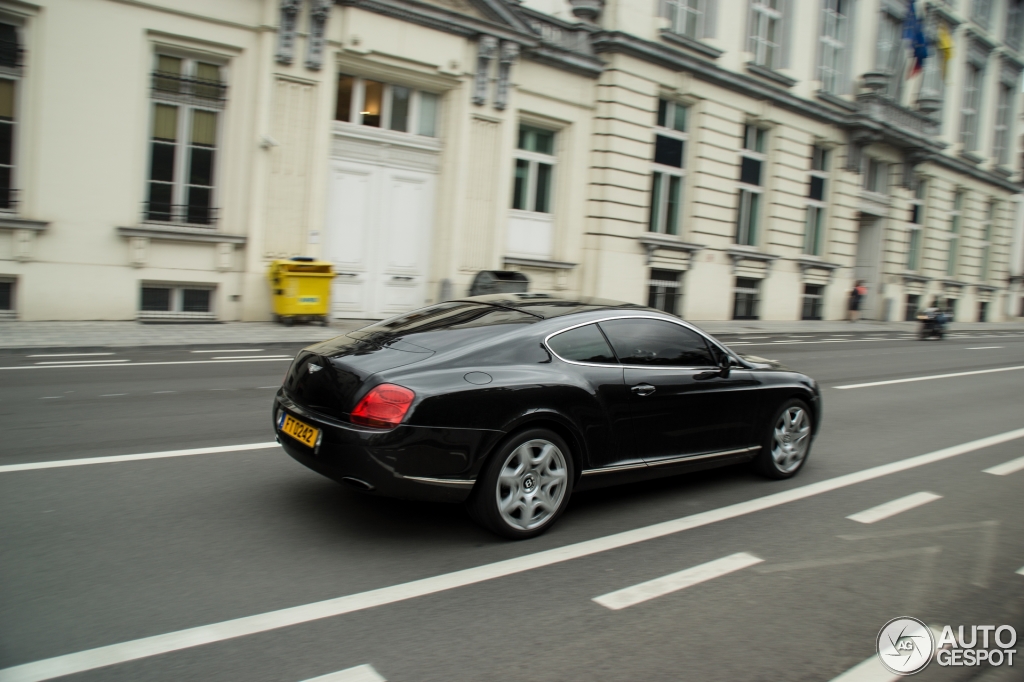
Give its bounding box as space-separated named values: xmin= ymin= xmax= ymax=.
xmin=274 ymin=294 xmax=821 ymax=539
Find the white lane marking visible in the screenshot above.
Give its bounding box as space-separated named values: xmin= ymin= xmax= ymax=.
xmin=258 ymin=386 xmax=279 ymax=389
xmin=99 ymin=394 xmax=128 ymax=398
xmin=190 ymin=349 xmax=265 ymax=353
xmin=38 ymin=397 xmax=61 ymax=400
xmin=828 ymin=628 xmax=943 ymax=682
xmin=301 ymin=664 xmax=387 ymax=682
xmin=211 ymin=355 xmax=292 ymax=360
xmin=2 ymin=429 xmax=1022 ymax=682
xmin=846 ymin=492 xmax=942 ymax=524
xmin=965 ymin=346 xmax=1004 ymax=350
xmin=0 ymin=443 xmax=280 ymax=474
xmin=152 ymin=391 xmax=176 ymax=394
xmin=982 ymin=455 xmax=1024 ymax=476
xmin=738 ymin=335 xmax=768 ymax=339
xmin=1017 ymin=566 xmax=1024 ymax=575
xmin=0 ymin=358 xmax=293 ymax=371
xmin=26 ymin=353 xmax=116 ymax=358
xmin=34 ymin=359 xmax=130 ymax=365
xmin=838 ymin=520 xmax=998 ymax=541
xmin=835 ymin=364 xmax=1024 ymax=389
xmin=592 ymin=552 xmax=762 ymax=610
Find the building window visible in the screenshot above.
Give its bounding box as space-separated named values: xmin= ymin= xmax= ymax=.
xmin=736 ymin=125 xmax=766 ymax=246
xmin=748 ymin=0 xmax=783 ymax=68
xmin=649 ymin=99 xmax=688 ymax=235
xmin=139 ymin=284 xmax=215 ymax=320
xmin=973 ymin=0 xmax=993 ymax=28
xmin=906 ymin=180 xmax=926 ymax=271
xmin=1007 ymin=0 xmax=1024 ymax=52
xmin=663 ymin=0 xmax=707 ymax=38
xmin=805 ymin=146 xmax=829 ymax=255
xmin=512 ymin=125 xmax=556 ymax=214
xmin=992 ymin=83 xmax=1014 ymax=165
xmin=904 ymin=293 xmax=921 ymax=321
xmin=146 ymin=54 xmax=226 ymax=226
xmin=734 ymin=277 xmax=760 ymax=319
xmin=864 ymin=158 xmax=888 ymax=194
xmin=801 ymin=284 xmax=824 ymax=320
xmin=978 ymin=300 xmax=989 ymax=322
xmin=980 ymin=200 xmax=994 ymax=281
xmin=947 ymin=190 xmax=963 ymax=276
xmin=960 ymin=62 xmax=984 ymax=152
xmin=818 ymin=0 xmax=849 ymax=94
xmin=648 ymin=269 xmax=682 ymax=315
xmin=0 ymin=23 xmax=21 ymax=212
xmin=335 ymin=75 xmax=438 ymax=137
xmin=876 ymin=10 xmax=906 ymax=101
xmin=944 ymin=297 xmax=958 ymax=319
xmin=0 ymin=277 xmax=13 ymax=316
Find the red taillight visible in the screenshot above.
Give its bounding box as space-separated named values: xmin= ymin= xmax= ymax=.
xmin=350 ymin=384 xmax=415 ymax=429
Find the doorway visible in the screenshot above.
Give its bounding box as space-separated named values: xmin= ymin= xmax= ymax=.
xmin=854 ymin=216 xmax=883 ymax=319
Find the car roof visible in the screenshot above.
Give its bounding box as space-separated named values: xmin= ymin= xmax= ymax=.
xmin=455 ymin=293 xmax=649 ymax=319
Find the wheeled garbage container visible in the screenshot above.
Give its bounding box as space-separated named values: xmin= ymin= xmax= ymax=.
xmin=268 ymin=257 xmax=334 ymax=326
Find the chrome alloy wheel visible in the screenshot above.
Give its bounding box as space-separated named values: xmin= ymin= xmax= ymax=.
xmin=771 ymin=406 xmax=811 ymax=473
xmin=496 ymin=439 xmax=568 ymax=531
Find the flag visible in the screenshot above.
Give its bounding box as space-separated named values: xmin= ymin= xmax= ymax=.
xmin=937 ymin=23 xmax=954 ymax=80
xmin=902 ymin=0 xmax=929 ymax=78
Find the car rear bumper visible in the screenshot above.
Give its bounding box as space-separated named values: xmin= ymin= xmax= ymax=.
xmin=274 ymin=391 xmax=502 ymax=503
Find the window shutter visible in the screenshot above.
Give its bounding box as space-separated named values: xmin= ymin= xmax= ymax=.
xmin=703 ymin=0 xmax=718 ymax=38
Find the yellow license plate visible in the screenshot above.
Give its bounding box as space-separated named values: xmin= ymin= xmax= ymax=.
xmin=279 ymin=413 xmax=320 ymax=448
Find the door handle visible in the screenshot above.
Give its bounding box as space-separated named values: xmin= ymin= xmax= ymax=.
xmin=631 ymin=383 xmax=656 ymax=397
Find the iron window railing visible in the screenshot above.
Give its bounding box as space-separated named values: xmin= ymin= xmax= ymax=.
xmin=0 ymin=188 xmax=18 ymax=211
xmin=142 ymin=202 xmax=219 ymax=227
xmin=151 ymin=71 xmax=227 ymax=107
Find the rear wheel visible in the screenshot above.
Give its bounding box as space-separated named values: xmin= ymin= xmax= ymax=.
xmin=753 ymin=398 xmax=812 ymax=479
xmin=468 ymin=428 xmax=574 ymax=539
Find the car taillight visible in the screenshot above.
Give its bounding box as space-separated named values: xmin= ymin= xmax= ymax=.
xmin=350 ymin=384 xmax=415 ymax=429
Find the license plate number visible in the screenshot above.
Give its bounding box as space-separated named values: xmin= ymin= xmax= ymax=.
xmin=278 ymin=413 xmax=320 ymax=449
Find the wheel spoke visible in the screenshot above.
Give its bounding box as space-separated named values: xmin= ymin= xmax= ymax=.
xmin=494 ymin=438 xmax=569 ymax=531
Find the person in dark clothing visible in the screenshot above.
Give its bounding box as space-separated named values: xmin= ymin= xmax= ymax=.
xmin=847 ymin=280 xmax=866 ymax=321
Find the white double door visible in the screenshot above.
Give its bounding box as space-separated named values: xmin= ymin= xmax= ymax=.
xmin=324 ymin=160 xmax=435 ymax=320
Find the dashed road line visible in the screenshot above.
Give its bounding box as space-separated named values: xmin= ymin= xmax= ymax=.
xmin=0 ymin=442 xmax=280 ymax=474
xmin=982 ymin=454 xmax=1024 ymax=476
xmin=99 ymin=394 xmax=127 ymax=398
xmin=2 ymin=428 xmax=1021 ymax=682
xmin=592 ymin=552 xmax=762 ymax=610
xmin=302 ymin=664 xmax=387 ymax=682
xmin=190 ymin=349 xmax=265 ymax=353
xmin=965 ymin=346 xmax=1004 ymax=350
xmin=0 ymin=358 xmax=293 ymax=371
xmin=211 ymin=355 xmax=292 ymax=360
xmin=846 ymin=492 xmax=942 ymax=524
xmin=828 ymin=627 xmax=943 ymax=682
xmin=26 ymin=353 xmax=116 ymax=358
xmin=1017 ymin=566 xmax=1024 ymax=576
xmin=835 ymin=364 xmax=1024 ymax=389
xmin=34 ymin=359 xmax=130 ymax=365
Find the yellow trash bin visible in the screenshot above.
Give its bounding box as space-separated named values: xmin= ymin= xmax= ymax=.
xmin=267 ymin=257 xmax=334 ymax=326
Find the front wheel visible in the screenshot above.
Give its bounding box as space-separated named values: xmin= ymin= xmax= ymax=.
xmin=468 ymin=428 xmax=574 ymax=540
xmin=752 ymin=399 xmax=813 ymax=479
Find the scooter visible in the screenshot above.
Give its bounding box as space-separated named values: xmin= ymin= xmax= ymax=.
xmin=916 ymin=310 xmax=946 ymax=340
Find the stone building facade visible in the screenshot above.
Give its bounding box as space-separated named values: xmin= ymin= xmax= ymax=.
xmin=0 ymin=0 xmax=1022 ymax=322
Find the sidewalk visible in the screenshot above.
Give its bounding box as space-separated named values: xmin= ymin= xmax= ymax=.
xmin=1 ymin=317 xmax=1020 ymax=350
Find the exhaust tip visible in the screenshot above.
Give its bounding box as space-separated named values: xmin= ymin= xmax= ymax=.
xmin=340 ymin=477 xmax=375 ymax=492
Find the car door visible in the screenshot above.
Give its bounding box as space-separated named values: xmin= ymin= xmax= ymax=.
xmin=598 ymin=317 xmax=760 ymax=463
xmin=545 ymin=322 xmax=639 ymax=471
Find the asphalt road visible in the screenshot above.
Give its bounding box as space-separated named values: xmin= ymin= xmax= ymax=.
xmin=1 ymin=331 xmax=1023 ymax=681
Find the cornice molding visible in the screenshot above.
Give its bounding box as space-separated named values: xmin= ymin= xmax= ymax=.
xmin=117 ymin=225 xmax=247 ymax=244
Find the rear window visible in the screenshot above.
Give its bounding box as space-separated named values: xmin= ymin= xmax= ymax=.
xmin=353 ymin=302 xmax=538 ymax=338
xmin=547 ymin=324 xmax=617 ymax=364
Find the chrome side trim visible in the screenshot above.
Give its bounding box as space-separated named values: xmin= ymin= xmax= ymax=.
xmin=645 ymin=445 xmax=761 ymax=468
xmin=402 ymin=475 xmax=477 ymax=487
xmin=581 ymin=445 xmax=760 ymax=476
xmin=543 ymin=314 xmax=745 ymax=370
xmin=581 ymin=461 xmax=649 ymax=476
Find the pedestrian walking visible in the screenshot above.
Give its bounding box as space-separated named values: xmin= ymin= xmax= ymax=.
xmin=848 ymin=280 xmax=866 ymax=321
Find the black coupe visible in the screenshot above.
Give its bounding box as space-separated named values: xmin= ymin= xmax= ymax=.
xmin=275 ymin=294 xmax=821 ymax=538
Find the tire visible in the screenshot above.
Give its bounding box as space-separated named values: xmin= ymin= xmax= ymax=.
xmin=283 ymin=316 xmax=294 ymax=327
xmin=752 ymin=398 xmax=813 ymax=480
xmin=468 ymin=428 xmax=575 ymax=540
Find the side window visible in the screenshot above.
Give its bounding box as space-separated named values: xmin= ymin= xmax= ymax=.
xmin=599 ymin=318 xmax=715 ymax=367
xmin=547 ymin=324 xmax=617 ymax=364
